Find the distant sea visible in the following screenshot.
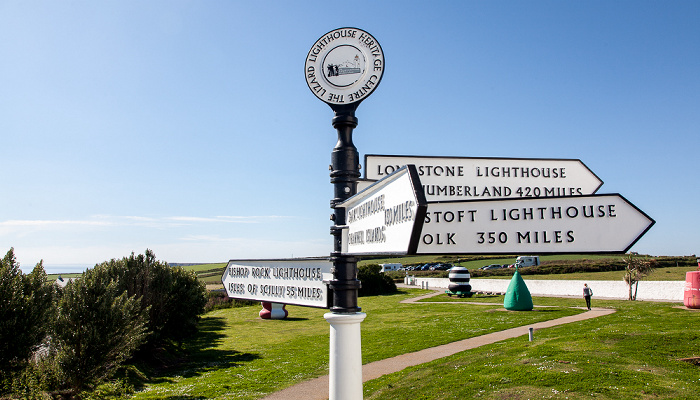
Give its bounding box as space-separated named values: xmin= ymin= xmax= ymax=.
xmin=29 ymin=263 xmax=204 ymax=275
xmin=39 ymin=264 xmax=93 ymax=275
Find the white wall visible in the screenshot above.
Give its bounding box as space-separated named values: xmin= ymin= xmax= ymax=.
xmin=406 ymin=277 xmax=685 ymax=302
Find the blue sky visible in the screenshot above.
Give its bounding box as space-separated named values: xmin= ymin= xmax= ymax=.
xmin=2 ymin=1 xmax=698 ymax=273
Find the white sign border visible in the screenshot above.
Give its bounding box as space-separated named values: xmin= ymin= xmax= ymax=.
xmin=363 ymin=154 xmax=604 ymax=200
xmin=221 ymin=257 xmax=333 ymax=309
xmin=338 ymin=165 xmax=427 ymax=256
xmin=305 ymin=27 xmax=384 ymax=106
xmin=415 ymin=193 xmax=655 ymax=255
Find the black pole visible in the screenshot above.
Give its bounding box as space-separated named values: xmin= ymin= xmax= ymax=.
xmin=329 ymin=103 xmax=361 ymax=314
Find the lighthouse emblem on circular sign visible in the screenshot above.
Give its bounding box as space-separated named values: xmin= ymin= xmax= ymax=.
xmin=305 ymin=28 xmax=384 ymax=106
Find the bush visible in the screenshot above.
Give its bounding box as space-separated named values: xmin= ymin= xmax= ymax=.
xmin=0 ymin=249 xmax=209 ymax=398
xmin=0 ymin=248 xmax=55 ymax=394
xmin=78 ymin=378 xmax=134 ymax=400
xmin=158 ymin=265 xmax=208 ymax=343
xmin=384 ymin=270 xmax=407 ymax=282
xmin=651 ymin=255 xmax=696 ymax=268
xmin=204 ymin=290 xmax=257 ymax=312
xmin=96 ymin=250 xmax=207 ymax=347
xmin=358 ymin=264 xmax=397 ymax=297
xmin=53 ymin=266 xmax=149 ymax=392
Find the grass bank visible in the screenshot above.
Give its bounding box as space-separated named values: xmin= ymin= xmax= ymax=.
xmin=129 ymin=290 xmax=700 ymax=399
xmin=364 ymin=297 xmax=700 ymax=399
xmin=130 ymin=289 xmax=581 ymax=399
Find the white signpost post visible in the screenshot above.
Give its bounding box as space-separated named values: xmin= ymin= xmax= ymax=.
xmin=305 ymin=27 xmax=386 ymax=400
xmin=416 ymin=194 xmax=655 ymax=254
xmin=221 ymin=258 xmax=333 ymax=308
xmin=363 ymin=154 xmax=603 ymax=201
xmin=338 ymin=165 xmax=427 ymax=256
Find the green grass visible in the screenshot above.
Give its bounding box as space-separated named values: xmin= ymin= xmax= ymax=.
xmin=363 ymin=299 xmax=700 ymax=400
xmin=178 ymin=262 xmax=227 ymax=273
xmin=130 ymin=289 xmax=582 ymax=399
xmin=46 ymin=272 xmax=83 ymax=280
xmin=129 ymin=290 xmax=700 ymax=400
xmin=42 ymin=257 xmax=699 ymax=398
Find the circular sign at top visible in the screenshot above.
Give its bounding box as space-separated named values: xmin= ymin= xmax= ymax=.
xmin=305 ymin=27 xmax=384 ymax=106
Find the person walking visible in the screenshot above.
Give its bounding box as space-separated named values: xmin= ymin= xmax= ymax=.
xmin=583 ymin=283 xmax=593 ymax=310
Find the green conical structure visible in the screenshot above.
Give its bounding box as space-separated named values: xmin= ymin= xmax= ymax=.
xmin=504 ymin=268 xmax=533 ymax=311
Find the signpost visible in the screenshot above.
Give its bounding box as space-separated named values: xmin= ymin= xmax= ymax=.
xmin=304 ymin=27 xmax=386 ymax=314
xmin=338 ymin=165 xmax=427 ymax=256
xmin=416 ymin=194 xmax=655 ymax=254
xmin=305 ymin=27 xmax=385 ymax=400
xmin=295 ymin=26 xmax=654 ymax=400
xmin=221 ymin=258 xmax=333 ymax=308
xmin=364 ymin=154 xmax=603 ymax=201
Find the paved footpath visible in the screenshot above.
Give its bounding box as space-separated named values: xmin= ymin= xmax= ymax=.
xmin=261 ymin=290 xmax=615 ymax=400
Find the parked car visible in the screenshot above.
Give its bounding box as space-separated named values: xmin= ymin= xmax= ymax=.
xmin=379 ymin=263 xmax=403 ymax=272
xmin=480 ymin=264 xmax=503 ymax=270
xmin=430 ymin=263 xmax=453 ymax=271
xmin=514 ymin=256 xmax=540 ymax=268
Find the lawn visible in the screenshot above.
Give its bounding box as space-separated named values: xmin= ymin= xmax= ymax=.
xmin=129 ymin=289 xmax=700 ymax=400
xmin=363 ymin=298 xmax=700 ymax=399
xmin=130 ymin=289 xmax=581 ymax=399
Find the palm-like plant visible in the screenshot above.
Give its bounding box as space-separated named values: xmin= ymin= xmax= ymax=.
xmin=623 ymin=253 xmax=657 ymax=300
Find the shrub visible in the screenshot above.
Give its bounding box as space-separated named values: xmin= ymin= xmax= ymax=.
xmin=161 ymin=266 xmax=208 ymax=342
xmin=53 ymin=267 xmax=149 ymax=392
xmin=96 ymin=250 xmax=207 ymax=347
xmin=9 ymin=354 xmax=62 ymax=399
xmin=204 ymin=290 xmax=257 ymax=312
xmin=78 ymin=378 xmax=134 ymax=400
xmin=358 ymin=264 xmax=397 ymax=297
xmin=384 ymin=270 xmax=407 ymax=282
xmin=0 ymin=248 xmax=55 ymax=394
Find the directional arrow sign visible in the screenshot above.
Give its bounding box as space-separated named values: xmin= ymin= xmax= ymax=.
xmin=221 ymin=258 xmax=333 ymax=308
xmin=416 ymin=194 xmax=654 ymax=254
xmin=364 ymin=154 xmax=603 ymax=201
xmin=339 ymin=165 xmax=427 ymax=255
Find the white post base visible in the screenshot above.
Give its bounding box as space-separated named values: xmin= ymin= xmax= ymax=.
xmin=269 ymin=303 xmax=287 ymax=319
xmin=324 ymin=312 xmax=367 ymax=400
